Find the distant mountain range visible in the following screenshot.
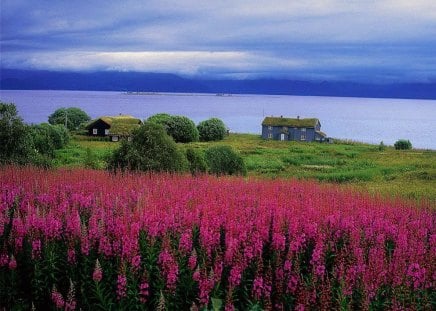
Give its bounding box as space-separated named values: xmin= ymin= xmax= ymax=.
xmin=1 ymin=69 xmax=436 ymax=99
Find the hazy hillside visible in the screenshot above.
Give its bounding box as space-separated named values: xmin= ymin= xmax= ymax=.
xmin=1 ymin=69 xmax=436 ymax=99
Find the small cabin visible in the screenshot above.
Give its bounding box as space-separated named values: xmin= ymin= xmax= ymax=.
xmin=262 ymin=116 xmax=327 ymax=142
xmin=85 ymin=115 xmax=142 ymax=141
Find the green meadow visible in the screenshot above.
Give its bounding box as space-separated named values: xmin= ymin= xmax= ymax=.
xmin=55 ymin=133 xmax=436 ymax=202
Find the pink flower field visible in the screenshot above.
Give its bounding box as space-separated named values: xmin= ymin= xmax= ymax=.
xmin=0 ymin=166 xmax=434 ymax=310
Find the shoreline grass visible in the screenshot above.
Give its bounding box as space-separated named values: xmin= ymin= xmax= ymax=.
xmin=55 ymin=133 xmax=436 ymax=202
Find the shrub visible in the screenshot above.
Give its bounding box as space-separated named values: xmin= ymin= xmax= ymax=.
xmin=166 ymin=115 xmax=199 ymax=143
xmin=146 ymin=113 xmax=172 ymax=130
xmin=378 ymin=141 xmax=385 ymax=151
xmin=205 ymin=145 xmax=246 ymax=176
xmin=0 ymin=102 xmax=35 ymax=164
xmin=108 ymin=122 xmax=187 ymax=172
xmin=197 ymin=118 xmax=227 ymax=141
xmin=394 ymin=139 xmax=412 ymax=150
xmin=48 ymin=107 xmax=91 ymax=131
xmin=186 ymin=148 xmax=208 ymax=176
xmin=31 ymin=123 xmax=70 ymax=157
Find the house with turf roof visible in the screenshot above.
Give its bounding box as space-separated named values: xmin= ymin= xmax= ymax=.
xmin=85 ymin=115 xmax=142 ymax=142
xmin=262 ymin=116 xmax=327 ymax=142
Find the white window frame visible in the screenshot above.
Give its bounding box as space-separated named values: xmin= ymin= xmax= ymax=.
xmin=301 ymin=128 xmax=306 ymax=132
xmin=268 ymin=126 xmax=272 ymax=130
xmin=104 ymin=129 xmax=109 ymax=135
xmin=301 ymin=134 xmax=306 ymax=141
xmin=92 ymin=128 xmax=98 ymax=135
xmin=111 ymin=136 xmax=119 ymax=142
xmin=268 ymin=133 xmax=273 ymax=139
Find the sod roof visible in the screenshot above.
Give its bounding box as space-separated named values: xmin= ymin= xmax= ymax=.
xmin=86 ymin=115 xmax=142 ymax=135
xmin=262 ymin=117 xmax=319 ymax=128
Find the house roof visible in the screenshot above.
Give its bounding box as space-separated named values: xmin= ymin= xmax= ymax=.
xmin=316 ymin=130 xmax=327 ymax=137
xmin=262 ymin=117 xmax=319 ymax=128
xmin=86 ymin=115 xmax=142 ymax=135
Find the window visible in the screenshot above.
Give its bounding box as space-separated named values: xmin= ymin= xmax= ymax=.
xmin=268 ymin=126 xmax=272 ymax=130
xmin=268 ymin=133 xmax=273 ymax=139
xmin=111 ymin=136 xmax=119 ymax=142
xmin=301 ymin=134 xmax=306 ymax=141
xmin=301 ymin=128 xmax=306 ymax=132
xmin=104 ymin=129 xmax=109 ymax=135
xmin=282 ymin=126 xmax=287 ymax=131
xmin=92 ymin=128 xmax=98 ymax=135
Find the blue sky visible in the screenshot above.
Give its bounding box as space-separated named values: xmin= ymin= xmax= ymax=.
xmin=1 ymin=0 xmax=436 ymax=82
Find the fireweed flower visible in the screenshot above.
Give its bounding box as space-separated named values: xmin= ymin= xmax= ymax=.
xmin=92 ymin=259 xmax=103 ymax=282
xmin=139 ymin=281 xmax=149 ymax=303
xmin=8 ymin=255 xmax=17 ymax=270
xmin=51 ymin=285 xmax=65 ymax=309
xmin=116 ymin=273 xmax=127 ymax=300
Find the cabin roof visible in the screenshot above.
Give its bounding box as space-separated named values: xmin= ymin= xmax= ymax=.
xmin=86 ymin=115 xmax=142 ymax=135
xmin=262 ymin=117 xmax=319 ymax=128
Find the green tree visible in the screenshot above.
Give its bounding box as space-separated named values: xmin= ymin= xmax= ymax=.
xmin=186 ymin=148 xmax=208 ymax=176
xmin=146 ymin=113 xmax=172 ymax=130
xmin=48 ymin=107 xmax=90 ymax=131
xmin=394 ymin=139 xmax=412 ymax=150
xmin=31 ymin=123 xmax=70 ymax=157
xmin=0 ymin=102 xmax=35 ymax=164
xmin=205 ymin=145 xmax=246 ymax=176
xmin=166 ymin=115 xmax=199 ymax=143
xmin=197 ymin=118 xmax=227 ymax=141
xmin=108 ymin=122 xmax=187 ymax=172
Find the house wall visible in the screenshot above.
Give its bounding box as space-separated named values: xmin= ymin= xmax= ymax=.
xmin=88 ymin=120 xmax=110 ymax=136
xmin=262 ymin=125 xmax=317 ymax=141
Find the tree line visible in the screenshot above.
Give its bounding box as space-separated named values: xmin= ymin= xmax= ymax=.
xmin=0 ymin=103 xmax=246 ymax=175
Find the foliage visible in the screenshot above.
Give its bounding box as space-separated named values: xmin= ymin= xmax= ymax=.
xmin=378 ymin=141 xmax=385 ymax=151
xmin=166 ymin=115 xmax=199 ymax=143
xmin=146 ymin=113 xmax=172 ymax=130
xmin=0 ymin=166 xmax=434 ymax=309
xmin=394 ymin=139 xmax=412 ymax=150
xmin=205 ymin=145 xmax=246 ymax=176
xmin=108 ymin=122 xmax=187 ymax=172
xmin=186 ymin=148 xmax=208 ymax=176
xmin=31 ymin=123 xmax=70 ymax=157
xmin=197 ymin=118 xmax=227 ymax=141
xmin=48 ymin=107 xmax=91 ymax=131
xmin=148 ymin=114 xmax=199 ymax=143
xmin=0 ymin=102 xmax=35 ymax=165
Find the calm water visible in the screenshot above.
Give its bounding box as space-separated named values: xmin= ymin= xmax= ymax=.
xmin=1 ymin=90 xmax=435 ymax=149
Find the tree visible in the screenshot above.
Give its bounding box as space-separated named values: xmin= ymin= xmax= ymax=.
xmin=147 ymin=113 xmax=172 ymax=130
xmin=166 ymin=115 xmax=199 ymax=143
xmin=0 ymin=102 xmax=35 ymax=164
xmin=205 ymin=145 xmax=246 ymax=176
xmin=108 ymin=122 xmax=187 ymax=172
xmin=48 ymin=107 xmax=90 ymax=131
xmin=186 ymin=148 xmax=208 ymax=176
xmin=30 ymin=123 xmax=70 ymax=157
xmin=394 ymin=139 xmax=412 ymax=150
xmin=197 ymin=118 xmax=227 ymax=141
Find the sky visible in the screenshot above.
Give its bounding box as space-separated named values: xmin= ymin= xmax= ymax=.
xmin=1 ymin=0 xmax=436 ymax=83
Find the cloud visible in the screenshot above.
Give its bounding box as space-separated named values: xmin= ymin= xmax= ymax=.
xmin=1 ymin=0 xmax=436 ymax=82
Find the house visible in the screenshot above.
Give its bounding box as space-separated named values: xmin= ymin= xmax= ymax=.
xmin=262 ymin=116 xmax=327 ymax=142
xmin=85 ymin=115 xmax=142 ymax=142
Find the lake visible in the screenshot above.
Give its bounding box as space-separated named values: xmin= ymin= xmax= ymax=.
xmin=1 ymin=90 xmax=435 ymax=149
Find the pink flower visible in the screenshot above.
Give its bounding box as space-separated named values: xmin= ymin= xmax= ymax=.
xmin=139 ymin=281 xmax=149 ymax=303
xmin=92 ymin=259 xmax=103 ymax=282
xmin=8 ymin=255 xmax=17 ymax=270
xmin=51 ymin=285 xmax=65 ymax=309
xmin=116 ymin=273 xmax=127 ymax=300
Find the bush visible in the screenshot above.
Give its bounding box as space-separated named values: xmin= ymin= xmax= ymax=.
xmin=197 ymin=118 xmax=227 ymax=141
xmin=48 ymin=107 xmax=91 ymax=131
xmin=166 ymin=115 xmax=199 ymax=143
xmin=0 ymin=102 xmax=35 ymax=165
xmin=108 ymin=122 xmax=187 ymax=172
xmin=186 ymin=148 xmax=208 ymax=176
xmin=394 ymin=139 xmax=412 ymax=150
xmin=146 ymin=113 xmax=172 ymax=130
xmin=31 ymin=123 xmax=70 ymax=157
xmin=205 ymin=145 xmax=246 ymax=176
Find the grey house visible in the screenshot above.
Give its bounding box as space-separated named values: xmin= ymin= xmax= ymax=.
xmin=262 ymin=116 xmax=327 ymax=142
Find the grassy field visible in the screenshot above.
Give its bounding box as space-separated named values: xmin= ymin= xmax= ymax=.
xmin=55 ymin=134 xmax=436 ymax=202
